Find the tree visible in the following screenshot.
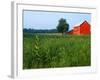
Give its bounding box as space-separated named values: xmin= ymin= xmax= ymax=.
xmin=57 ymin=18 xmax=69 ymax=34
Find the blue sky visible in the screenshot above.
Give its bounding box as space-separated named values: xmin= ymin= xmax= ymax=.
xmin=23 ymin=10 xmax=91 ymax=30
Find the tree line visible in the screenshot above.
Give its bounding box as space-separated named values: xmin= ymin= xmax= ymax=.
xmin=23 ymin=28 xmax=58 ymax=33
xmin=23 ymin=18 xmax=69 ymax=34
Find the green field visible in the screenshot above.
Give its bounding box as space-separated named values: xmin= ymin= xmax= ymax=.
xmin=23 ymin=33 xmax=91 ymax=69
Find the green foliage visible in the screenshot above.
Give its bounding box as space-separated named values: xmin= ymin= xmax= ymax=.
xmin=23 ymin=33 xmax=91 ymax=69
xmin=57 ymin=18 xmax=69 ymax=34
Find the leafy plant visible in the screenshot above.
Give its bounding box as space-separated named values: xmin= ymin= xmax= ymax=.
xmin=23 ymin=33 xmax=91 ymax=69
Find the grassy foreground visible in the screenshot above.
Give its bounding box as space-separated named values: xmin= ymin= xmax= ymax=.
xmin=23 ymin=33 xmax=91 ymax=69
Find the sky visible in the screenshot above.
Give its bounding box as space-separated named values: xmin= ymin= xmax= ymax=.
xmin=23 ymin=10 xmax=91 ymax=31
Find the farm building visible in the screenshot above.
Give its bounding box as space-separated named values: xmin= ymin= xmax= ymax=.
xmin=68 ymin=20 xmax=91 ymax=35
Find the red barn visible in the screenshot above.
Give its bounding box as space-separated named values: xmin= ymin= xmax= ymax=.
xmin=68 ymin=20 xmax=91 ymax=35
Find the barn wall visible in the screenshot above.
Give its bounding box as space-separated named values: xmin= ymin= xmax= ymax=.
xmin=80 ymin=21 xmax=91 ymax=35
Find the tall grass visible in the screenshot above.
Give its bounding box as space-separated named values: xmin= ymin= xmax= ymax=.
xmin=23 ymin=33 xmax=91 ymax=69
